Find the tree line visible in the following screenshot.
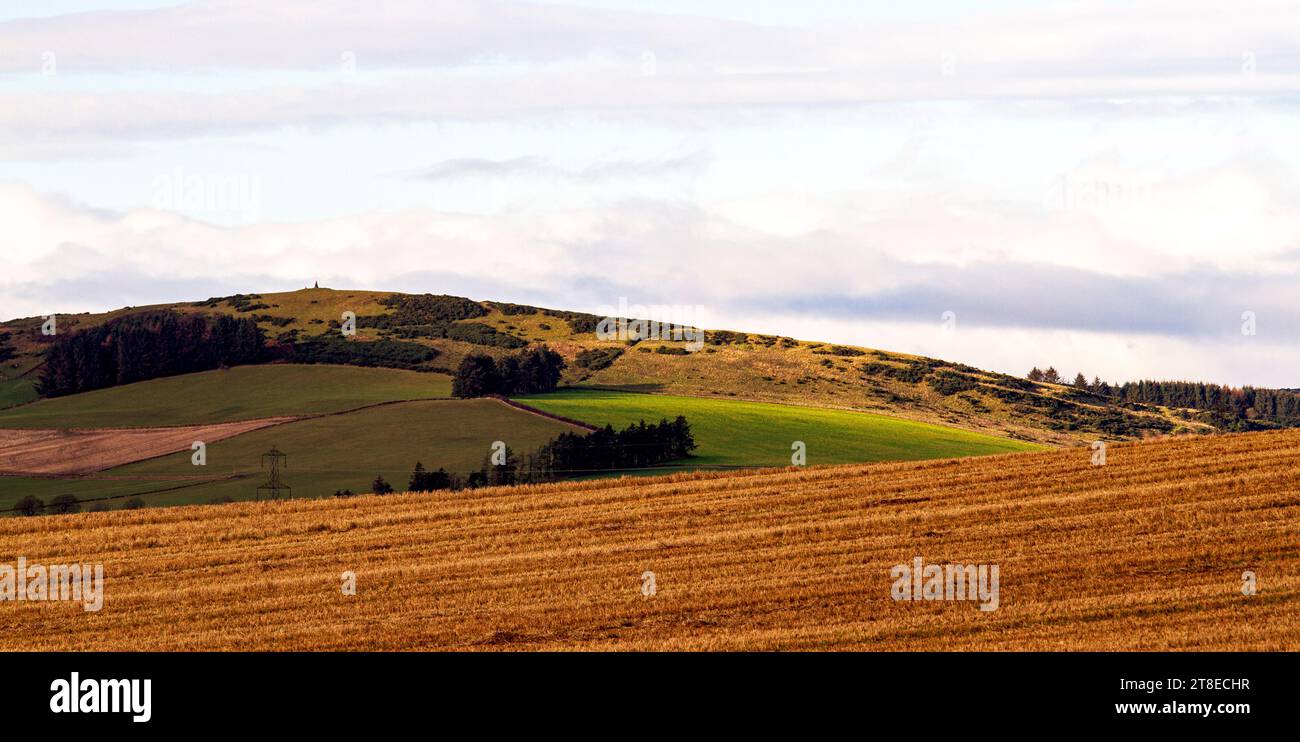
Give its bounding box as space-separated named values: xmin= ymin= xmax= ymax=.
xmin=1026 ymin=366 xmax=1114 ymax=395
xmin=451 ymin=345 xmax=565 ymax=397
xmin=357 ymin=416 xmax=697 ymax=495
xmin=39 ymin=310 xmax=265 ymax=397
xmin=1116 ymin=381 xmax=1300 ymax=423
xmin=1028 ymin=366 xmax=1300 ymax=424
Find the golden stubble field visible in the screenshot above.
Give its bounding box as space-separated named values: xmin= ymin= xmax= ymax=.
xmin=1 ymin=428 xmax=1296 ymax=651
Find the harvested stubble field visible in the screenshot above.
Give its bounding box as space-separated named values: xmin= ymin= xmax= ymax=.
xmin=1 ymin=429 xmax=1297 ymax=651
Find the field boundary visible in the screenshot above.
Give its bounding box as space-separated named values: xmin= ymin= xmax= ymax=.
xmin=492 ymin=395 xmax=599 ymax=431
xmin=0 ymin=475 xmax=240 ymax=514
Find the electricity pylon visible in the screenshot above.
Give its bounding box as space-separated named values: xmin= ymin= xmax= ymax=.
xmin=256 ymin=445 xmax=291 ymax=500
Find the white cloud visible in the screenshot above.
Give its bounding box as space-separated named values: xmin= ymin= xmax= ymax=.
xmin=5 ymin=168 xmax=1300 ymax=387
xmin=3 ymin=1 xmax=1300 ymax=389
xmin=398 ymin=150 xmax=710 ymax=182
xmin=1 ymin=0 xmax=1298 ymax=156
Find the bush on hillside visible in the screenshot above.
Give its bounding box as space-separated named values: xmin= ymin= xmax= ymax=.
xmin=360 ymin=293 xmax=487 ymax=329
xmin=444 ymin=322 xmax=527 ymax=349
xmin=573 ymin=347 xmax=624 ymax=371
xmin=926 ymin=371 xmax=979 ymax=396
xmin=813 ymin=345 xmax=865 ymax=357
xmin=289 ymin=335 xmax=438 ymax=369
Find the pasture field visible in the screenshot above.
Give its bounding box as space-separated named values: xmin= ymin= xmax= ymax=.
xmin=2 ymin=428 xmax=1295 ymax=651
xmin=0 ymin=397 xmax=579 ymax=514
xmin=0 ymin=398 xmax=586 ymax=509
xmin=0 ymin=364 xmax=452 ymax=428
xmin=517 ymin=388 xmax=1042 ymax=468
xmin=0 ymin=378 xmax=36 ymax=410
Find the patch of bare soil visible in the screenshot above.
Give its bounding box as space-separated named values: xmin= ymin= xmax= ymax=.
xmin=0 ymin=417 xmax=298 ymax=475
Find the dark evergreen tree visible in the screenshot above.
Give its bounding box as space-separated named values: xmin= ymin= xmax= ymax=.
xmin=408 ymin=462 xmax=430 ymax=492
xmin=480 ymin=445 xmax=519 ymax=487
xmin=450 ymin=354 xmax=503 ymax=398
xmin=37 ymin=310 xmax=264 ymax=397
xmin=14 ymin=496 xmax=44 ymax=516
xmin=450 ymin=345 xmax=566 ymax=397
xmin=48 ymin=494 xmax=80 ymax=514
xmin=428 ymin=468 xmax=453 ymax=490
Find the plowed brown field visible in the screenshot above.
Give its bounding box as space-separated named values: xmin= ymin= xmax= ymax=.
xmin=0 ymin=418 xmax=297 ymax=476
xmin=1 ymin=428 xmax=1296 ymax=651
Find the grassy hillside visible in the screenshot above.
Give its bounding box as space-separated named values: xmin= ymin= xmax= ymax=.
xmin=0 ymin=341 xmax=40 ymax=410
xmin=517 ymin=389 xmax=1041 ymax=468
xmin=0 ymin=398 xmax=583 ymax=510
xmin=0 ymin=378 xmax=37 ymax=410
xmin=0 ymin=364 xmax=451 ymax=428
xmin=0 ymin=287 xmax=1214 ymax=447
xmin=5 ymin=428 xmax=1295 ymax=650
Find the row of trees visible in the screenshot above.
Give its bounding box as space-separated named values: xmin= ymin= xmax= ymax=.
xmin=1116 ymin=380 xmax=1300 ymax=422
xmin=1028 ymin=367 xmax=1114 ymax=395
xmin=10 ymin=494 xmax=146 ymax=516
xmin=372 ymin=459 xmax=513 ymax=493
xmin=451 ymin=345 xmax=565 ymax=397
xmin=39 ymin=310 xmax=265 ymax=397
xmin=526 ymin=417 xmax=697 ymax=477
xmin=360 ymin=417 xmax=697 ymax=495
xmin=1029 ymin=365 xmax=1300 ymax=424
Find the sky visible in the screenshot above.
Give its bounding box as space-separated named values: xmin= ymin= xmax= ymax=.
xmin=1 ymin=0 xmax=1298 ymax=387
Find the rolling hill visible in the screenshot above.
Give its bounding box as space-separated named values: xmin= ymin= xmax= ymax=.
xmin=0 ymin=287 xmax=1223 ymax=448
xmin=3 ymin=428 xmax=1294 ymax=650
xmin=0 ymin=378 xmax=1040 ymax=510
xmin=4 ymin=286 xmax=1294 ymax=514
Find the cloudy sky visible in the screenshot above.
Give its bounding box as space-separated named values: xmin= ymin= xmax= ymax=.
xmin=2 ymin=0 xmax=1298 ymax=386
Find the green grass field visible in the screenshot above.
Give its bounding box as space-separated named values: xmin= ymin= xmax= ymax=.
xmin=0 ymin=363 xmax=1039 ymax=515
xmin=0 ymin=364 xmax=452 ymax=428
xmin=0 ymin=398 xmax=583 ymax=511
xmin=0 ymin=477 xmax=203 ymax=512
xmin=516 ymin=389 xmax=1042 ymax=468
xmin=0 ymin=378 xmax=37 ymax=410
